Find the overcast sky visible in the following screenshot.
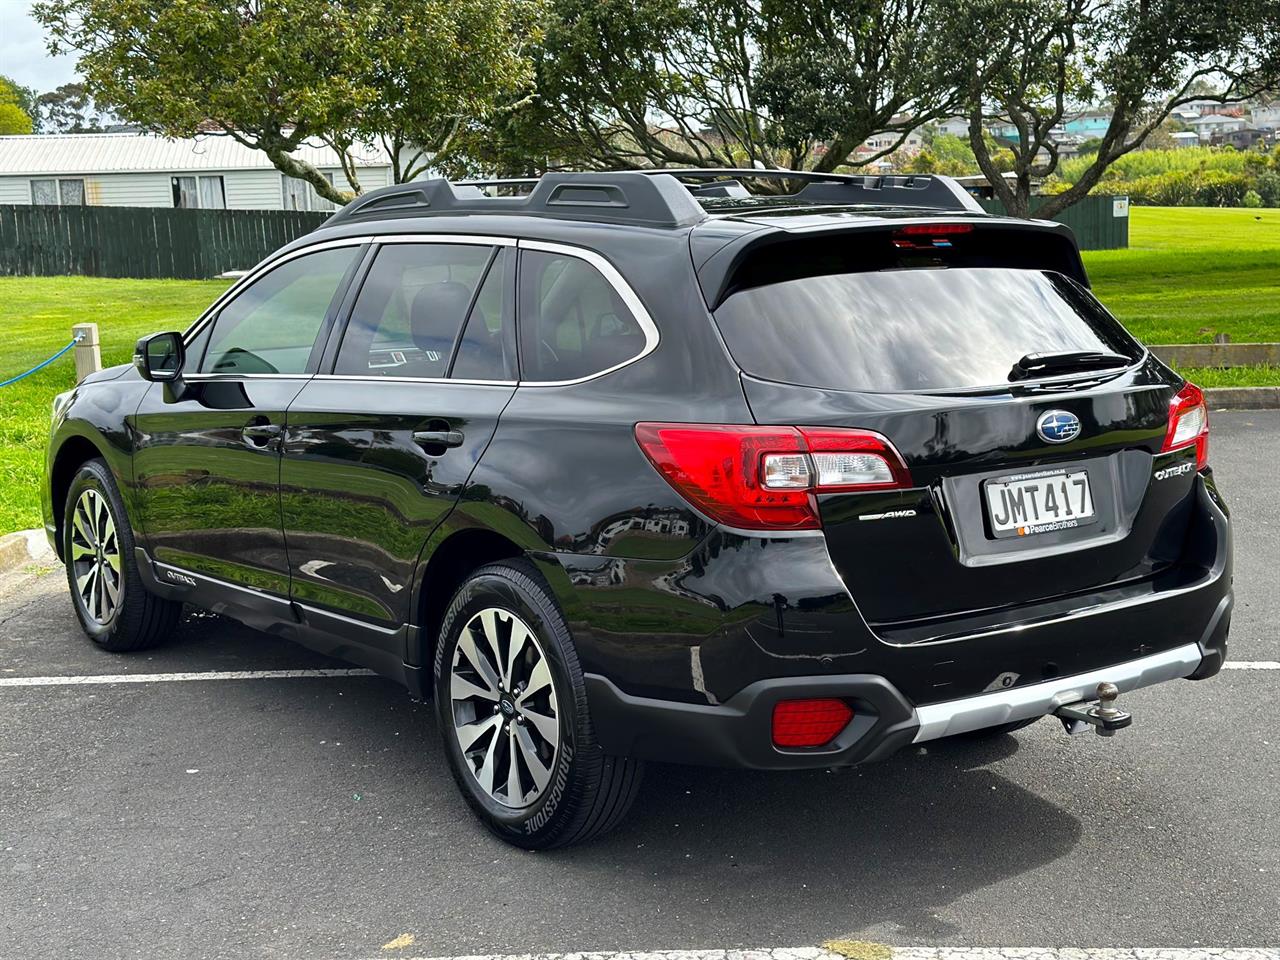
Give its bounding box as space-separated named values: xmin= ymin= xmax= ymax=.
xmin=2 ymin=1 xmax=78 ymax=92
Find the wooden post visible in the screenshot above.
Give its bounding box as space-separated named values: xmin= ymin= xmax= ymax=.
xmin=71 ymin=323 xmax=101 ymax=383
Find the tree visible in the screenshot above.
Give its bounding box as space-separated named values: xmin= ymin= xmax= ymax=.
xmin=0 ymin=77 xmax=35 ymax=135
xmin=36 ymin=83 xmax=105 ymax=133
xmin=34 ymin=0 xmax=541 ymax=204
xmin=954 ymin=0 xmax=1280 ymax=218
xmin=479 ymin=0 xmax=969 ymax=175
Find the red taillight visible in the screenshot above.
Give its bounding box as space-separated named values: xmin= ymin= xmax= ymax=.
xmin=772 ymin=698 xmax=854 ymax=748
xmin=634 ymin=423 xmax=912 ymax=531
xmin=1161 ymin=382 xmax=1209 ymax=470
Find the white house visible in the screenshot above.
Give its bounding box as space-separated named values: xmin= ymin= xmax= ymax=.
xmin=1249 ymin=103 xmax=1280 ymax=130
xmin=0 ymin=133 xmax=395 ymax=211
xmin=1187 ymin=114 xmax=1246 ymax=143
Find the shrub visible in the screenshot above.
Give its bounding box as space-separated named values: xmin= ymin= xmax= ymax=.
xmin=1244 ymin=189 xmax=1264 ymax=208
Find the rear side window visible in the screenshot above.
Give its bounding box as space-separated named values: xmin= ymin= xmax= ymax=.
xmin=518 ymin=250 xmax=648 ymax=382
xmin=713 ymin=267 xmax=1140 ymax=393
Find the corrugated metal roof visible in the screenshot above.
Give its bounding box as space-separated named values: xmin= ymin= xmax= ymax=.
xmin=0 ymin=133 xmax=391 ymax=176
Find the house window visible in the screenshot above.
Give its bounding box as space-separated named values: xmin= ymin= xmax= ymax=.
xmin=172 ymin=175 xmax=226 ymax=209
xmin=281 ymin=172 xmax=336 ymax=211
xmin=31 ymin=178 xmax=86 ymax=205
xmin=199 ymin=176 xmax=226 ymax=210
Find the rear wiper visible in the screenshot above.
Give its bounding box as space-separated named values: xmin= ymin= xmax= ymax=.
xmin=1009 ymin=350 xmax=1131 ymax=381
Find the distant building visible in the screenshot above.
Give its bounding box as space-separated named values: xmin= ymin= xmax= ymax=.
xmin=1170 ymin=131 xmax=1201 ymax=149
xmin=1211 ymin=127 xmax=1268 ymax=150
xmin=1187 ymin=114 xmax=1247 ymax=142
xmin=1249 ymin=103 xmax=1280 ymax=130
xmin=0 ymin=133 xmax=393 ymax=210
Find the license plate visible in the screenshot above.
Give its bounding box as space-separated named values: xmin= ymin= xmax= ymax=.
xmin=983 ymin=469 xmax=1096 ymax=538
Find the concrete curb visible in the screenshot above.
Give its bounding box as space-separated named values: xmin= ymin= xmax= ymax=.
xmin=1204 ymin=386 xmax=1280 ymax=410
xmin=0 ymin=529 xmax=53 ymax=575
xmin=1151 ymin=342 xmax=1280 ymax=367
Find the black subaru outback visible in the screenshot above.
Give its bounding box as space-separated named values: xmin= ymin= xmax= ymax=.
xmin=43 ymin=170 xmax=1231 ymax=848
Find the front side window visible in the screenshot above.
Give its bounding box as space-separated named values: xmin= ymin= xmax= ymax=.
xmin=517 ymin=250 xmax=648 ymax=382
xmin=199 ymin=246 xmax=360 ymax=375
xmin=333 ymin=243 xmax=503 ymax=379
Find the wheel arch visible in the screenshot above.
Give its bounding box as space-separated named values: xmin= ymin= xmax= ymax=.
xmin=412 ymin=527 xmax=526 ymax=680
xmin=48 ymin=432 xmax=112 ymax=561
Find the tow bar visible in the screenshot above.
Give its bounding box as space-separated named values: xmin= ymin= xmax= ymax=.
xmin=1054 ymin=681 xmax=1132 ymax=737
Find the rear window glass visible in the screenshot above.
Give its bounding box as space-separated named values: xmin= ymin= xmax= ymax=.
xmin=712 ymin=267 xmax=1140 ymax=393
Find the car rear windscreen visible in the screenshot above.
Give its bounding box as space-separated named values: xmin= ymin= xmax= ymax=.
xmin=712 ymin=266 xmax=1141 ymax=393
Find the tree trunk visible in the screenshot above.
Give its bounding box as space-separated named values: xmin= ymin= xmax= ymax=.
xmin=266 ymin=147 xmax=352 ymax=206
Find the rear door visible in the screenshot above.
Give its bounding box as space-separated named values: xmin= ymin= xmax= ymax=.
xmin=133 ymin=241 xmax=365 ymax=596
xmin=279 ymin=237 xmax=517 ymax=651
xmin=710 ymin=230 xmax=1191 ymax=637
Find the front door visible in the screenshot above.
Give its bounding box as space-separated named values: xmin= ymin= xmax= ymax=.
xmin=280 ymin=238 xmax=517 ymax=652
xmin=132 ymin=242 xmax=365 ymax=598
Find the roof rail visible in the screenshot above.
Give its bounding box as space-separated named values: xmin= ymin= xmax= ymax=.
xmin=643 ymin=168 xmax=984 ymax=213
xmin=323 ymin=168 xmax=983 ymax=230
xmin=325 ymin=172 xmax=707 ymax=229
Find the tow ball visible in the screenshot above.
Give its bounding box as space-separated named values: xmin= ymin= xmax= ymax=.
xmin=1053 ymin=682 xmax=1132 ymax=737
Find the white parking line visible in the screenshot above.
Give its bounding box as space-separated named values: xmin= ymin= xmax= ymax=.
xmin=0 ymin=668 xmax=378 ymax=687
xmin=1222 ymin=660 xmax=1280 ymax=669
xmin=357 ymin=947 xmax=1280 ymax=960
xmin=0 ymin=661 xmax=1276 ymax=688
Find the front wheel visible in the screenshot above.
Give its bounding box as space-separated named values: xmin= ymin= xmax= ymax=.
xmin=434 ymin=559 xmax=643 ymax=848
xmin=64 ymin=459 xmax=182 ymax=651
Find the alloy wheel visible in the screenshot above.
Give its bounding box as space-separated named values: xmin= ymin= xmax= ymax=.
xmin=69 ymin=488 xmax=122 ymax=625
xmin=449 ymin=607 xmax=561 ymax=809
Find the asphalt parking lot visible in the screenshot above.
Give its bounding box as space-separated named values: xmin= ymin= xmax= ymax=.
xmin=1 ymin=411 xmax=1277 ymax=960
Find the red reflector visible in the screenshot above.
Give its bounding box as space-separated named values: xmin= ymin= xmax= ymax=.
xmin=1161 ymin=381 xmax=1209 ymax=470
xmin=895 ymin=222 xmax=975 ymax=236
xmin=771 ymin=698 xmax=854 ymax=748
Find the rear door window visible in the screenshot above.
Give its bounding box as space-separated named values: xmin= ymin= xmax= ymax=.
xmin=712 ymin=267 xmax=1140 ymax=393
xmin=333 ymin=242 xmax=502 ymax=379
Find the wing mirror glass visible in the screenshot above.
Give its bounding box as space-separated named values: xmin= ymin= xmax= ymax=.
xmin=134 ymin=332 xmax=185 ymax=382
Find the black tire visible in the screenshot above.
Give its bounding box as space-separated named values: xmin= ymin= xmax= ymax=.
xmin=434 ymin=559 xmax=643 ymax=849
xmin=63 ymin=459 xmax=182 ymax=652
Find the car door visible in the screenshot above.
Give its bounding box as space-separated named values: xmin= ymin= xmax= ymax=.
xmin=279 ymin=237 xmax=517 ymax=652
xmin=132 ymin=240 xmax=366 ymax=600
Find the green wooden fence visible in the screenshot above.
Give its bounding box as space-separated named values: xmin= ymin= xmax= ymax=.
xmin=0 ymin=205 xmax=331 ymax=280
xmin=977 ymin=194 xmax=1129 ymax=250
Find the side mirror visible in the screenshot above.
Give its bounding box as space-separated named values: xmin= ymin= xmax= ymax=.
xmin=134 ymin=332 xmax=185 ymax=382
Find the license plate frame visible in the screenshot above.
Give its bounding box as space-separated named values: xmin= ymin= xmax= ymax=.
xmin=982 ymin=467 xmax=1097 ymax=539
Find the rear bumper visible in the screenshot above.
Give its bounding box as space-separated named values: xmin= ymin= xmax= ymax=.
xmin=586 ymin=634 xmax=1221 ymax=769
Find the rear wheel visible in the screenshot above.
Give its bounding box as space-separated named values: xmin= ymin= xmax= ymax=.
xmin=64 ymin=459 xmax=181 ymax=652
xmin=434 ymin=559 xmax=643 ymax=848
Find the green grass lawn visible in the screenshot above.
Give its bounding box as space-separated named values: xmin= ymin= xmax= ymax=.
xmin=1 ymin=205 xmax=1278 ymax=535
xmin=0 ymin=277 xmax=230 ymax=534
xmin=1085 ymin=206 xmax=1280 ymax=344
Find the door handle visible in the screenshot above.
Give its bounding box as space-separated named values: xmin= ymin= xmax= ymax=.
xmin=412 ymin=429 xmax=464 ymax=449
xmin=242 ymin=419 xmax=282 ymax=447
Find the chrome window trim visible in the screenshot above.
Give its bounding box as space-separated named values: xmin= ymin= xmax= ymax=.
xmin=516 ymin=238 xmax=660 ymax=387
xmin=180 ymin=232 xmax=660 ymax=388
xmin=314 ymin=374 xmax=518 ymax=387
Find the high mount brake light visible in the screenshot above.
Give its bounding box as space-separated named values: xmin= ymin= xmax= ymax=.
xmin=892 ymin=222 xmax=975 ymax=250
xmin=896 ymin=223 xmax=975 ymax=235
xmin=1162 ymin=381 xmax=1209 ymax=470
xmin=634 ymin=423 xmax=912 ymax=531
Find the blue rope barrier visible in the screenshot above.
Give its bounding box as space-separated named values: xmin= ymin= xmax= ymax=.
xmin=0 ymin=334 xmax=83 ymax=388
